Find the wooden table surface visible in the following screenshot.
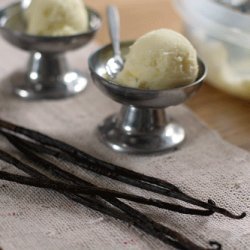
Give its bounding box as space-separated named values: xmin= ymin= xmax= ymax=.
xmin=86 ymin=0 xmax=250 ymax=151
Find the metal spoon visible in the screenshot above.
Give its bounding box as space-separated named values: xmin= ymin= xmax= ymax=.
xmin=106 ymin=5 xmax=124 ymax=78
xmin=21 ymin=0 xmax=31 ymax=10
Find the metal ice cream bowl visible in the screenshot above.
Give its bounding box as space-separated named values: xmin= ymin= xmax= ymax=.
xmin=89 ymin=42 xmax=207 ymax=154
xmin=0 ymin=1 xmax=101 ymax=99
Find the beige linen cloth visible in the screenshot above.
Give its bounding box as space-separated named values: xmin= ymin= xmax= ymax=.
xmin=0 ymin=20 xmax=250 ymax=250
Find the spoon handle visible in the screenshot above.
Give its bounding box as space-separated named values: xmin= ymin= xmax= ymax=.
xmin=107 ymin=5 xmax=121 ymax=57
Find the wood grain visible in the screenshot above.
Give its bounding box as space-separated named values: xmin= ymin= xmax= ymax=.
xmin=84 ymin=0 xmax=250 ymax=151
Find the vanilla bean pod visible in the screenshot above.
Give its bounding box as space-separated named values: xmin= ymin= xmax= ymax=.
xmin=0 ymin=170 xmax=221 ymax=250
xmin=2 ymin=140 xmax=220 ymax=248
xmin=0 ymin=150 xmax=219 ymax=250
xmin=0 ymin=170 xmax=213 ymax=216
xmin=0 ymin=149 xmax=130 ymax=220
xmin=0 ymin=123 xmax=245 ymax=220
xmin=0 ymin=151 xmax=187 ymax=250
xmin=0 ymin=119 xmax=179 ymax=190
xmin=68 ymin=194 xmax=189 ymax=250
xmin=8 ymin=142 xmax=221 ymax=249
xmin=0 ymin=150 xmax=136 ymax=231
xmin=3 ymin=132 xmax=214 ymax=216
xmin=0 ymin=170 xmax=132 ymax=220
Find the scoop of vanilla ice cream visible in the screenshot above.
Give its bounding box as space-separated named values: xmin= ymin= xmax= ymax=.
xmin=25 ymin=0 xmax=88 ymax=36
xmin=116 ymin=29 xmax=199 ymax=90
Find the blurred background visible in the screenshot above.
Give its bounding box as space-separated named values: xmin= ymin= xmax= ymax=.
xmin=85 ymin=0 xmax=181 ymax=44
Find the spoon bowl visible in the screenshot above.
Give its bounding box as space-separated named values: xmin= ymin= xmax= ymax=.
xmin=106 ymin=55 xmax=124 ymax=79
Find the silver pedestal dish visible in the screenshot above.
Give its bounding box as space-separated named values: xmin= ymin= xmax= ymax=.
xmin=89 ymin=42 xmax=207 ymax=154
xmin=0 ymin=2 xmax=101 ymax=100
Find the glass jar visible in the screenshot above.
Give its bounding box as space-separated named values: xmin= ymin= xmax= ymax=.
xmin=173 ymin=0 xmax=250 ymax=100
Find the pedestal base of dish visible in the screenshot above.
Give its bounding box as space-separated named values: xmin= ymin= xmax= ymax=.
xmin=12 ymin=71 xmax=87 ymax=100
xmin=11 ymin=52 xmax=87 ymax=100
xmin=98 ymin=106 xmax=185 ymax=154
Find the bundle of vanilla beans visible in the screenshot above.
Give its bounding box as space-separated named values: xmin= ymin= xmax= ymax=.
xmin=0 ymin=119 xmax=246 ymax=250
